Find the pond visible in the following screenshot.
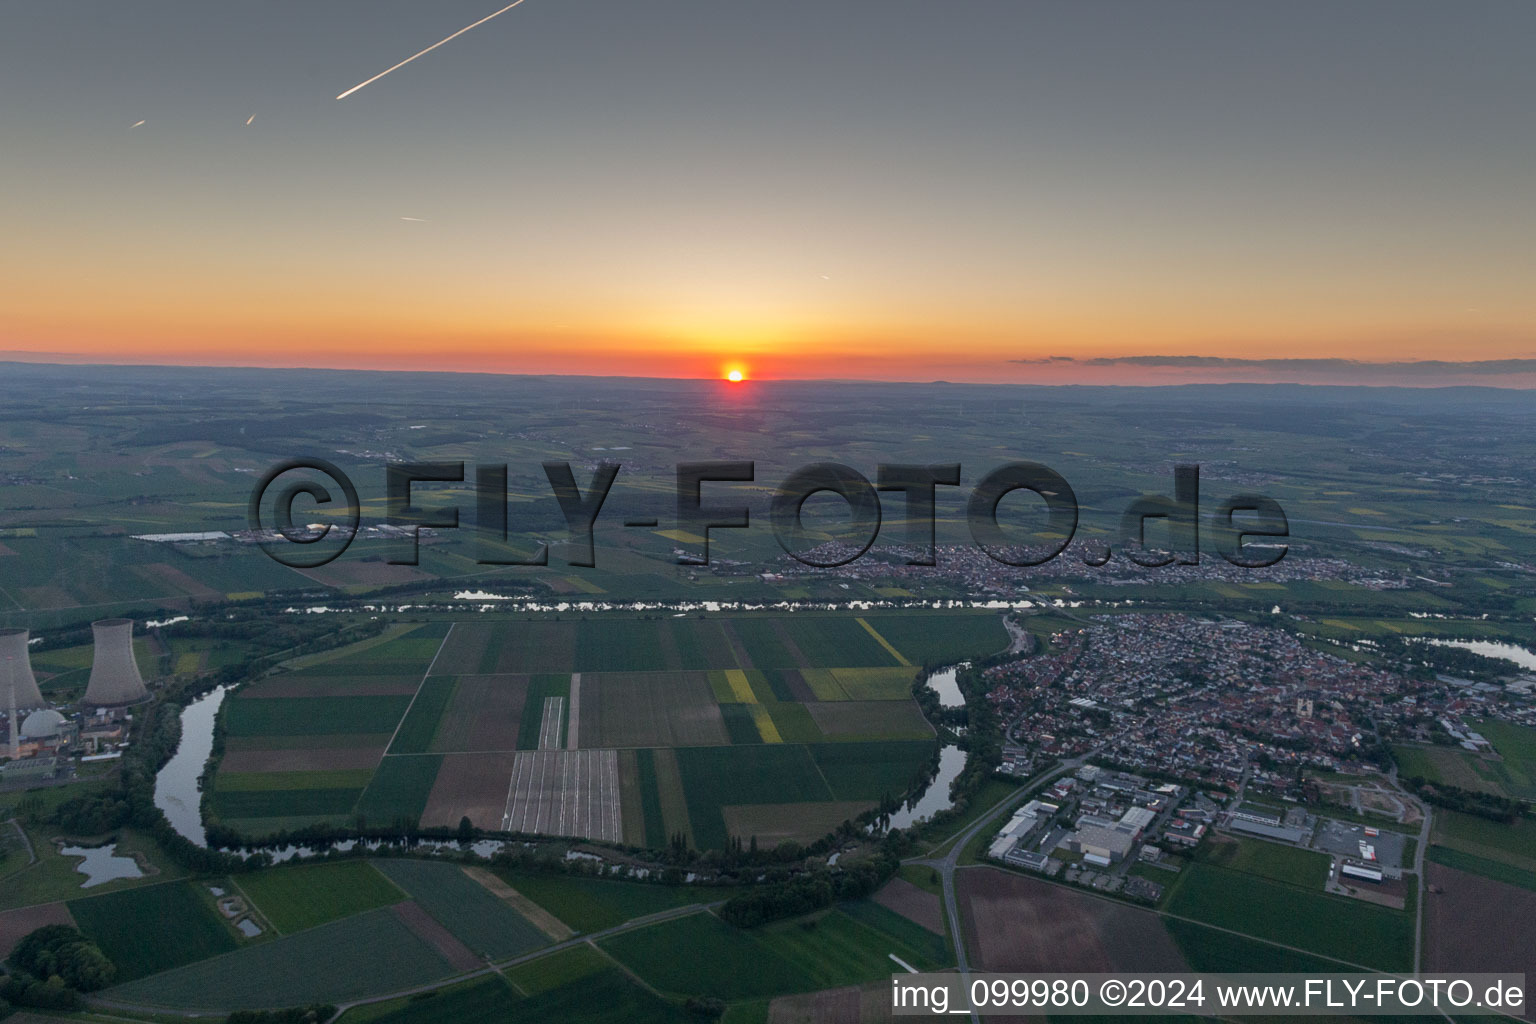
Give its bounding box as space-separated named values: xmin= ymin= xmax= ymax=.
xmin=60 ymin=843 xmax=144 ymax=888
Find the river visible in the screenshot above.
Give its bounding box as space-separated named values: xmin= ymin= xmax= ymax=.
xmin=153 ymin=685 xmax=228 ymax=847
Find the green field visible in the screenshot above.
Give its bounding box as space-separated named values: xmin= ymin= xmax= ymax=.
xmin=1430 ymin=810 xmax=1536 ymax=873
xmin=236 ymin=860 xmax=405 ymax=933
xmin=810 ymin=740 xmax=937 ymax=801
xmin=674 ymin=745 xmax=834 ymax=850
xmin=1427 ymin=845 xmax=1536 ymax=892
xmin=498 ymin=870 xmax=717 ymax=933
xmin=1165 ymin=918 xmax=1358 ymax=974
xmin=1470 ymin=719 xmax=1536 ymax=800
xmin=855 ymin=612 xmax=1009 ymax=665
xmin=600 ymin=905 xmax=949 ymax=1002
xmin=1165 ymin=863 xmax=1411 ymax=971
xmin=215 ymin=768 xmax=376 ymax=791
xmin=69 ymin=881 xmax=238 ymax=982
xmin=601 ymin=911 xmax=822 ymax=1000
xmin=727 ymin=618 xmax=799 ymax=670
xmin=374 ymin=859 xmax=549 ymax=958
xmin=1393 ymin=744 xmax=1506 ymax=798
xmin=835 ymin=898 xmax=952 ymax=966
xmin=503 ymin=944 xmax=612 ymax=995
xmin=576 ymin=619 xmax=668 ymax=671
xmin=829 ymin=666 xmax=920 ymax=700
xmin=635 ymin=747 xmax=669 ymax=849
xmin=212 ymin=786 xmax=366 ymax=819
xmin=108 ymin=906 xmax=456 ymax=1009
xmin=667 ymin=618 xmax=736 ymax=670
xmin=1394 ymin=722 xmax=1536 ymax=803
xmin=720 ymin=702 xmax=765 ymax=744
xmin=354 ymin=755 xmax=444 ymax=828
xmin=516 ymin=673 xmax=571 ymax=749
xmin=388 ymin=676 xmax=455 ymax=754
xmin=512 ymin=966 xmax=691 ymax=1023
xmin=1200 ymin=836 xmax=1331 ymax=888
xmin=224 ymin=695 xmax=413 ymax=737
xmin=339 ymin=977 xmax=524 ymax=1024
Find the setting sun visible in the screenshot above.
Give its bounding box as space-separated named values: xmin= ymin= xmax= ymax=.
xmin=726 ymin=369 xmax=744 ymax=382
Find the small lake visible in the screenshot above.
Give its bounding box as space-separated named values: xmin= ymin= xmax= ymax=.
xmin=1421 ymin=638 xmax=1536 ymax=672
xmin=61 ymin=843 xmax=144 ymax=888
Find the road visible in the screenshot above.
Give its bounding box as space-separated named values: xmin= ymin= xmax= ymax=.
xmin=905 ymin=753 xmax=1092 ymax=1024
xmin=1381 ymin=765 xmax=1435 ymax=974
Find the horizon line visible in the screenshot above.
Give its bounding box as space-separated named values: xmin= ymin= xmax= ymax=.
xmin=5 ymin=350 xmax=1536 ymax=391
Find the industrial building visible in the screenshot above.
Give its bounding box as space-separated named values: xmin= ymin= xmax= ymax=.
xmin=986 ymin=799 xmax=1057 ymax=860
xmin=1119 ymin=806 xmax=1157 ymax=836
xmin=1341 ymin=860 xmax=1384 ymax=884
xmin=1005 ymin=849 xmax=1051 ymax=871
xmin=83 ymin=619 xmax=151 ymax=708
xmin=1226 ymin=815 xmax=1311 ymax=844
xmin=1066 ymin=823 xmax=1136 ymax=864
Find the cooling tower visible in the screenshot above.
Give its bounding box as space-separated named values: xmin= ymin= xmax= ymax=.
xmin=83 ymin=619 xmax=150 ymax=707
xmin=0 ymin=628 xmax=46 ymax=710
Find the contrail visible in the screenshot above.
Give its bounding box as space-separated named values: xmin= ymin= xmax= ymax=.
xmin=246 ymin=114 xmax=256 ymax=125
xmin=337 ymin=0 xmax=529 ymax=100
xmin=131 ymin=119 xmax=146 ymax=128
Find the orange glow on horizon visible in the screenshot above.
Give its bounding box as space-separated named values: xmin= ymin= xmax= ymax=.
xmin=726 ymin=369 xmax=744 ymax=382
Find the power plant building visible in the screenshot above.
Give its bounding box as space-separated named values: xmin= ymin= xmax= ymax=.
xmin=83 ymin=619 xmax=151 ymax=708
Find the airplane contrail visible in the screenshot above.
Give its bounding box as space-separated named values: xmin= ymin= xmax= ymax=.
xmin=131 ymin=119 xmax=146 ymax=128
xmin=246 ymin=114 xmax=256 ymax=125
xmin=337 ymin=0 xmax=529 ymax=100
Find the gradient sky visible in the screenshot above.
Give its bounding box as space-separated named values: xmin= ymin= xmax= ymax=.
xmin=3 ymin=1 xmax=1535 ymax=383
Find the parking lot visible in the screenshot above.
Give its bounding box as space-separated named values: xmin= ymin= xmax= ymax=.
xmin=1313 ymin=817 xmax=1406 ymax=869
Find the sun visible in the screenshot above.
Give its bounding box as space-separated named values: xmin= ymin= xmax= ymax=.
xmin=726 ymin=369 xmax=744 ymax=382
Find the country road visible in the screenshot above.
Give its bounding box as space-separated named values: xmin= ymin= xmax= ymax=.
xmin=905 ymin=754 xmax=1090 ymax=1023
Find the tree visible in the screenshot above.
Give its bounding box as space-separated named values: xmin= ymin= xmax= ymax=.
xmin=4 ymin=924 xmax=115 ymax=999
xmin=457 ymin=816 xmax=475 ymax=843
